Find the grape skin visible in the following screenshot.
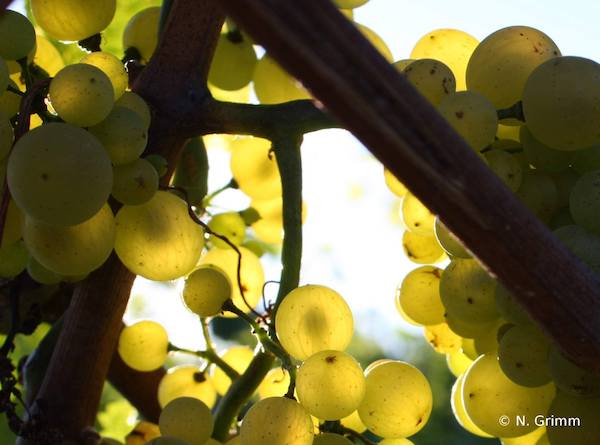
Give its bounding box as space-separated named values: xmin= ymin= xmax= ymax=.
xmin=182 ymin=265 xmax=232 ymax=317
xmin=0 ymin=11 xmax=36 ymax=61
xmin=111 ymin=158 xmax=158 ymax=206
xmin=159 ymin=397 xmax=214 ymax=445
xmin=122 ymin=7 xmax=161 ymax=63
xmin=118 ymin=320 xmax=169 ymax=372
xmin=158 ymin=365 xmax=217 ymax=409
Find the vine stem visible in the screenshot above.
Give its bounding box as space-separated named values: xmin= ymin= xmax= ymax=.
xmin=168 ymin=344 xmax=240 ymax=381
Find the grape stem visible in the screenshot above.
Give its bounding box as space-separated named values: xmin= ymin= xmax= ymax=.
xmin=200 ymin=317 xmax=216 ymax=354
xmin=168 ymin=343 xmax=241 ymax=381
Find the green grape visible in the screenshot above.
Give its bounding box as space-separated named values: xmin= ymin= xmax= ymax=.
xmin=0 ymin=57 xmax=7 ymax=96
xmin=572 ymin=145 xmax=600 ymax=174
xmin=523 ymin=56 xmax=600 ymax=151
xmin=116 ymin=91 xmax=152 ymax=128
xmin=424 ymin=322 xmax=462 ymax=353
xmin=208 ymin=212 xmax=246 ymax=248
xmin=0 ymin=240 xmax=28 ymax=278
xmin=446 ymin=349 xmax=473 ymax=377
xmin=410 ymin=29 xmax=479 ymax=90
xmin=520 ymin=126 xmax=573 ymax=172
xmin=1 ymin=199 xmax=23 ymax=248
xmin=438 ymin=91 xmax=498 ymax=152
xmin=26 ymin=257 xmax=61 ymax=285
xmin=466 ymin=26 xmax=560 ymax=112
xmin=445 ymin=312 xmax=497 ymax=339
xmin=251 ymin=197 xmax=307 ymax=245
xmin=402 ymin=230 xmax=446 ymax=264
xmin=333 ymin=0 xmax=368 ymax=8
xmin=547 ymin=346 xmax=600 ymax=397
xmin=397 ymin=266 xmax=445 ymax=326
xmin=49 ymin=64 xmax=114 ymax=127
xmin=224 ymin=437 xmax=240 ymax=445
xmin=462 ymin=354 xmax=555 ymax=438
xmin=158 ymin=365 xmax=217 ymax=409
xmin=313 ymin=433 xmax=353 ymax=445
xmin=7 ymin=123 xmax=112 ymax=226
xmin=358 ymin=360 xmax=432 ymax=438
xmin=383 ymin=167 xmax=407 ymax=197
xmin=240 ymin=397 xmax=314 ymax=445
xmin=497 ymin=123 xmax=521 ymax=141
xmin=172 ymin=137 xmax=209 ymax=206
xmin=355 ymin=24 xmax=393 ymax=62
xmin=253 ymin=55 xmax=310 ymax=104
xmin=159 ymin=397 xmax=213 ymax=445
xmin=210 ymin=346 xmax=254 ymax=395
xmin=554 ymin=225 xmax=600 ymax=274
xmin=198 ymin=246 xmax=264 ymax=316
xmin=208 ymin=34 xmax=257 ymax=91
xmin=118 ymin=320 xmax=169 ymax=372
xmin=500 ymin=427 xmax=547 ymax=445
xmin=182 ymin=265 xmax=232 ymax=317
xmin=401 ymin=191 xmax=435 ymax=235
xmin=451 ymin=374 xmax=493 ymax=438
xmin=495 ymin=283 xmax=531 ymax=325
xmin=0 ymin=11 xmax=35 ymax=61
xmin=114 ymin=191 xmax=205 ymax=281
xmin=209 ymin=82 xmax=251 ymax=103
xmin=296 ymin=350 xmax=366 ymax=420
xmin=485 ymin=149 xmax=523 ymax=192
xmin=258 ymin=368 xmax=291 ymax=399
xmin=146 ymin=437 xmax=189 ymax=445
xmin=111 ymin=159 xmax=158 ymax=205
xmin=434 ymin=218 xmax=471 ymax=258
xmin=81 ymin=51 xmax=128 ymax=100
xmin=0 ymin=110 xmax=13 ymax=161
xmin=0 ymin=79 xmax=20 ymax=117
xmin=32 ymin=35 xmax=64 ymax=77
xmin=569 ymin=170 xmax=600 ymax=234
xmin=403 ymin=59 xmax=456 ymax=105
xmin=498 ymin=325 xmax=551 ymax=387
xmin=535 ymin=434 xmax=550 ymax=445
xmin=379 ymin=439 xmax=415 ymax=445
xmin=145 ymin=154 xmax=168 ymax=178
xmin=275 ymin=285 xmax=354 ymax=360
xmin=472 ymin=319 xmax=506 ymax=356
xmin=440 ymin=258 xmax=498 ymax=322
xmin=230 ymin=137 xmax=281 ymax=200
xmin=550 ymin=169 xmax=578 ymax=208
xmin=546 ymin=392 xmax=600 ymax=444
xmin=123 ymin=7 xmax=161 ymax=63
xmin=393 ymin=59 xmax=415 ymax=72
xmin=461 ymin=338 xmax=479 ymax=360
xmin=516 ymin=171 xmax=558 ymax=223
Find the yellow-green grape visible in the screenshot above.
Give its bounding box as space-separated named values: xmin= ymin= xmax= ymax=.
xmin=0 ymin=79 xmax=20 ymax=117
xmin=198 ymin=246 xmax=264 ymax=316
xmin=358 ymin=361 xmax=432 ymax=438
xmin=401 ymin=191 xmax=435 ymax=235
xmin=451 ymin=374 xmax=493 ymax=438
xmin=205 ymin=440 xmax=221 ymax=445
xmin=440 ymin=258 xmax=498 ymax=322
xmin=340 ymin=411 xmax=366 ymax=433
xmin=159 ymin=397 xmax=213 ymax=445
xmin=394 ymin=58 xmax=414 ymax=72
xmin=446 ymin=350 xmax=473 ymax=377
xmin=1 ymin=199 xmax=23 ymax=248
xmin=397 ymin=266 xmax=445 ymax=326
xmin=208 ymin=212 xmax=246 ymax=248
xmin=224 ymin=437 xmax=240 ymax=445
xmin=461 ymin=338 xmax=478 ymax=360
xmin=383 ymin=167 xmax=407 ymax=197
xmin=379 ymin=440 xmax=415 ymax=445
xmin=549 ymin=169 xmax=578 ymax=208
xmin=472 ymin=319 xmax=505 ymax=356
xmin=0 ymin=57 xmax=7 ymax=95
xmin=497 ymin=123 xmax=521 ymax=141
xmin=118 ymin=320 xmax=169 ymax=372
xmin=402 ymin=231 xmax=446 ymax=264
xmin=485 ymin=149 xmax=523 ymax=192
xmin=434 ymin=218 xmax=470 ymax=258
xmin=7 ymin=123 xmax=112 ymax=226
xmin=32 ymin=0 xmax=115 ymax=41
xmin=258 ymin=368 xmax=290 ymax=399
xmin=313 ymin=433 xmax=353 ymax=445
xmin=296 ymin=350 xmax=366 ymax=420
xmin=123 ymin=7 xmax=161 ymax=63
xmin=424 ymin=323 xmax=461 ymax=353
xmin=146 ymin=437 xmax=189 ymax=445
xmin=240 ymin=397 xmax=314 ymax=445
xmin=516 ymin=171 xmax=558 ymax=223
xmin=445 ymin=312 xmax=497 ymax=339
xmin=438 ymin=91 xmax=498 ymax=152
xmin=523 ymin=56 xmax=600 ymax=151
xmin=158 ymin=365 xmax=217 ymax=409
xmin=111 ymin=159 xmax=158 ymax=205
xmin=333 ymin=0 xmax=368 ymax=8
xmin=403 ymin=59 xmax=456 ymax=105
xmin=49 ymin=64 xmax=114 ymax=127
xmin=127 ymin=420 xmax=161 ymax=445
xmin=33 ymin=35 xmax=64 ymax=77
xmin=0 ymin=11 xmax=35 ymax=61
xmin=355 ymin=24 xmax=393 ymax=62
xmin=410 ymin=29 xmax=479 ymax=90
xmin=208 ymin=34 xmax=257 ymax=91
xmin=26 ymin=257 xmax=62 ymax=285
xmin=466 ymin=26 xmax=560 ymax=113
xmin=498 ymin=325 xmax=551 ymax=387
xmin=546 ymin=392 xmax=600 ymax=445
xmin=209 ymin=82 xmax=251 ymax=104
xmin=535 ymin=434 xmax=550 ymax=445
xmin=547 ymin=346 xmax=600 ymax=397
xmin=554 ymin=225 xmax=600 ymax=275
xmin=500 ymin=427 xmax=546 ymax=445
xmin=114 ymin=191 xmax=205 ymax=281
xmin=0 ymin=240 xmax=28 ymax=278
xmin=462 ymin=354 xmax=555 ymax=438
xmin=81 ymin=51 xmax=128 ymax=100
xmin=210 ymin=346 xmax=254 ymax=395
xmin=145 ymin=154 xmax=168 ymax=178
xmin=172 ymin=137 xmax=209 ymax=206
xmin=275 ymin=285 xmax=354 ymax=360
xmin=230 ymin=137 xmax=281 ymax=200
xmin=253 ymin=55 xmax=310 ymax=104
xmin=570 ymin=170 xmax=600 ymax=234
xmin=0 ymin=110 xmax=13 ymax=161
xmin=520 ymin=126 xmax=573 ymax=172
xmin=116 ymin=92 xmax=152 ymax=128
xmin=251 ymin=197 xmax=307 ymax=245
xmin=182 ymin=265 xmax=232 ymax=317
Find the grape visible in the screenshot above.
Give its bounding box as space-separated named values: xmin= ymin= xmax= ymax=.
xmin=7 ymin=123 xmax=112 ymax=226
xmin=500 ymin=427 xmax=547 ymax=445
xmin=547 ymin=346 xmax=600 ymax=397
xmin=159 ymin=397 xmax=213 ymax=445
xmin=258 ymin=368 xmax=291 ymax=399
xmin=240 ymin=397 xmax=314 ymax=445
xmin=49 ymin=64 xmax=114 ymax=127
xmin=118 ymin=320 xmax=169 ymax=372
xmin=403 ymin=59 xmax=456 ymax=105
xmin=550 ymin=169 xmax=578 ymax=208
xmin=32 ymin=35 xmax=64 ymax=77
xmin=208 ymin=212 xmax=246 ymax=248
xmin=340 ymin=410 xmax=367 ymax=433
xmin=358 ymin=360 xmax=432 ymax=438
xmin=182 ymin=265 xmax=232 ymax=317
xmin=572 ymin=144 xmax=600 ymax=174
xmin=497 ymin=123 xmax=521 ymax=141
xmin=313 ymin=433 xmax=353 ymax=445
xmin=209 ymin=82 xmax=251 ymax=103
xmin=554 ymin=225 xmax=600 ymax=274
xmin=230 ymin=137 xmax=281 ymax=200
xmin=569 ymin=170 xmax=600 ymax=234
xmin=410 ymin=29 xmax=479 ymax=90
xmin=516 ymin=171 xmax=558 ymax=223
xmin=466 ymin=26 xmax=560 ymax=112
xmin=0 ymin=111 xmax=13 ymax=161
xmin=210 ymin=346 xmax=254 ymax=395
xmin=253 ymin=55 xmax=310 ymax=104
xmin=296 ymin=350 xmax=366 ymax=420
xmin=333 ymin=0 xmax=368 ymax=8
xmin=472 ymin=320 xmax=505 ymax=356
xmin=393 ymin=59 xmax=415 ymax=72
xmin=434 ymin=218 xmax=470 ymax=258
xmin=451 ymin=374 xmax=493 ymax=438
xmin=523 ymin=56 xmax=600 ymax=151
xmin=379 ymin=440 xmax=415 ymax=445
xmin=495 ymin=284 xmax=531 ymax=326
xmin=445 ymin=312 xmax=497 ymax=339
xmin=123 ymin=7 xmax=161 ymax=63
xmin=1 ymin=199 xmax=23 ymax=248
xmin=401 ymin=191 xmax=435 ymax=235
xmin=81 ymin=51 xmax=128 ymax=100
xmin=145 ymin=154 xmax=168 ymax=178
xmin=0 ymin=80 xmax=20 ymax=117
xmin=114 ymin=191 xmax=205 ymax=281
xmin=462 ymin=354 xmax=555 ymax=437
xmin=520 ymin=126 xmax=573 ymax=172
xmin=172 ymin=137 xmax=209 ymax=206
xmin=498 ymin=325 xmax=551 ymax=387
xmin=446 ymin=349 xmax=473 ymax=377
xmin=383 ymin=167 xmax=407 ymax=197
xmin=198 ymin=246 xmax=264 ymax=316
xmin=275 ymin=285 xmax=354 ymax=360
xmin=158 ymin=365 xmax=217 ymax=409
xmin=0 ymin=11 xmax=35 ymax=61
xmin=251 ymin=197 xmax=307 ymax=245
xmin=0 ymin=57 xmax=7 ymax=96
xmin=546 ymin=392 xmax=600 ymax=445
xmin=356 ymin=24 xmax=393 ymax=62
xmin=401 ymin=231 xmax=446 ymax=264
xmin=0 ymin=240 xmax=28 ymax=278
xmin=111 ymin=159 xmax=158 ymax=206
xmin=485 ymin=149 xmax=523 ymax=192
xmin=424 ymin=323 xmax=461 ymax=353
xmin=26 ymin=257 xmax=61 ymax=285
xmin=438 ymin=91 xmax=498 ymax=152
xmin=208 ymin=34 xmax=257 ymax=91
xmin=115 ymin=92 xmax=152 ymax=128
xmin=549 ymin=208 xmax=575 ymax=230
xmin=146 ymin=437 xmax=189 ymax=445
xmin=397 ymin=266 xmax=445 ymax=326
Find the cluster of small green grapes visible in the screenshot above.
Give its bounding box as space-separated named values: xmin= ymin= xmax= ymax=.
xmin=388 ymin=25 xmax=600 ymax=445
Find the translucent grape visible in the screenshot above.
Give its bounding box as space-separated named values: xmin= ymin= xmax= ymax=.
xmin=401 ymin=231 xmax=446 ymax=264
xmin=26 ymin=257 xmax=61 ymax=285
xmin=158 ymin=365 xmax=217 ymax=408
xmin=0 ymin=110 xmax=13 ymax=161
xmin=434 ymin=218 xmax=470 ymax=258
xmin=379 ymin=440 xmax=415 ymax=445
xmin=547 ymin=346 xmax=600 ymax=397
xmin=33 ymin=35 xmax=64 ymax=77
xmin=340 ymin=410 xmax=367 ymax=433
xmin=356 ymin=24 xmax=393 ymax=62
xmin=472 ymin=320 xmax=505 ymax=356
xmin=159 ymin=397 xmax=213 ymax=445
xmin=118 ymin=320 xmax=169 ymax=372
xmin=520 ymin=126 xmax=573 ymax=172
xmin=485 ymin=149 xmax=523 ymax=192
xmin=111 ymin=158 xmax=158 ymax=205
xmin=208 ymin=212 xmax=246 ymax=248
xmin=0 ymin=80 xmax=20 ymax=117
xmin=253 ymin=55 xmax=310 ymax=104
xmin=495 ymin=284 xmax=531 ymax=326
xmin=208 ymin=34 xmax=257 ymax=91
xmin=7 ymin=123 xmax=112 ymax=226
xmin=424 ymin=323 xmax=462 ymax=353
xmin=230 ymin=137 xmax=281 ymax=200
xmin=115 ymin=91 xmax=152 ymax=128
xmin=401 ymin=191 xmax=435 ymax=235
xmin=0 ymin=240 xmax=28 ymax=278
xmin=516 ymin=171 xmax=558 ymax=224
xmin=397 ymin=266 xmax=445 ymax=326
xmin=0 ymin=11 xmax=35 ymax=61
xmin=2 ymin=199 xmax=24 ymax=248
xmin=569 ymin=170 xmax=600 ymax=234
xmin=500 ymin=427 xmax=546 ymax=445
xmin=81 ymin=51 xmax=128 ymax=100
xmin=451 ymin=374 xmax=493 ymax=438
xmin=445 ymin=312 xmax=497 ymax=339
xmin=182 ymin=265 xmax=232 ymax=317
xmin=172 ymin=137 xmax=209 ymax=206
xmin=546 ymin=392 xmax=600 ymax=444
xmin=122 ymin=7 xmax=161 ymax=63
xmin=383 ymin=167 xmax=407 ymax=197
xmin=258 ymin=368 xmax=291 ymax=399
xmin=498 ymin=325 xmax=551 ymax=387
xmin=275 ymin=285 xmax=354 ymax=360
xmin=446 ymin=350 xmax=473 ymax=377
xmin=333 ymin=0 xmax=368 ymax=8
xmin=210 ymin=346 xmax=254 ymax=395
xmin=251 ymin=197 xmax=307 ymax=245
xmin=394 ymin=59 xmax=415 ymax=72
xmin=403 ymin=59 xmax=456 ymax=105
xmin=313 ymin=433 xmax=353 ymax=445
